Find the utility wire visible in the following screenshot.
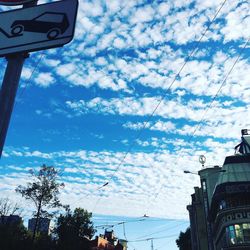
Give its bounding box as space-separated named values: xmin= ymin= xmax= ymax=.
xmin=122 ymin=222 xmax=128 ymax=241
xmin=142 ymin=37 xmax=249 ymax=213
xmin=95 ymin=218 xmax=146 ymax=229
xmin=129 ymin=233 xmax=179 ymax=242
xmin=154 ymin=237 xmax=179 ymax=250
xmin=83 ymin=0 xmax=231 ymax=215
xmin=94 ymin=0 xmax=229 ymax=192
xmin=94 ymin=217 xmax=164 ymax=227
xmin=143 ymin=41 xmax=249 ymax=217
xmin=89 ymin=0 xmax=230 ymax=214
xmin=189 ymin=37 xmax=249 ymax=139
xmin=132 ymin=221 xmax=188 ymax=240
xmin=17 ymin=52 xmax=45 ymax=100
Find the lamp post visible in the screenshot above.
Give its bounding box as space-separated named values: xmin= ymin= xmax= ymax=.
xmin=183 ymin=170 xmax=199 ymax=175
xmin=184 ymin=169 xmax=226 ymax=175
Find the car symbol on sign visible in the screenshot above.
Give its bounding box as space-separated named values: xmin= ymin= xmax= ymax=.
xmin=10 ymin=12 xmax=69 ymax=40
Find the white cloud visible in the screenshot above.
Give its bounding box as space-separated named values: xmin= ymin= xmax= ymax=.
xmin=21 ymin=67 xmax=33 ymax=80
xmin=2 ymin=145 xmax=224 ymax=219
xmin=124 ymin=120 xmax=176 ymax=133
xmin=1 ymin=0 xmax=249 ymax=225
xmin=221 ymin=2 xmax=250 ymax=41
xmin=130 ymin=6 xmax=155 ymax=24
xmin=65 ymin=96 xmax=230 ymax=122
xmin=35 ymin=72 xmax=55 ymax=88
xmin=56 ymin=63 xmax=76 ymax=77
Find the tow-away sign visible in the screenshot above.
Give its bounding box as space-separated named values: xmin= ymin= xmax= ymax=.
xmin=0 ymin=0 xmax=78 ymax=57
xmin=0 ymin=0 xmax=35 ymax=5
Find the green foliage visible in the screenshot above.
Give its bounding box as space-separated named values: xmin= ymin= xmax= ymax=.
xmin=54 ymin=207 xmax=96 ymax=250
xmin=16 ymin=164 xmax=64 ymax=211
xmin=15 ymin=164 xmax=64 ymax=239
xmin=2 ymin=165 xmax=96 ymax=250
xmin=0 ymin=219 xmax=31 ymax=250
xmin=176 ymin=227 xmax=192 ymax=250
xmin=33 ymin=234 xmax=56 ymax=250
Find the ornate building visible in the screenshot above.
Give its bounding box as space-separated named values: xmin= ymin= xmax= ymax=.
xmin=187 ymin=129 xmax=250 ymax=250
xmin=210 ymin=130 xmax=250 ymax=249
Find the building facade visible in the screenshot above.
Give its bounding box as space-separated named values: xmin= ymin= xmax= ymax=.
xmin=187 ymin=130 xmax=250 ymax=250
xmin=28 ymin=217 xmax=50 ymax=235
xmin=187 ymin=187 xmax=208 ymax=250
xmin=91 ymin=230 xmax=127 ymax=250
xmin=0 ymin=215 xmax=21 ymax=224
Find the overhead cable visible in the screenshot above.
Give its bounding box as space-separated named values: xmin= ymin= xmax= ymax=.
xmin=95 ymin=0 xmax=230 ymax=192
xmin=189 ymin=37 xmax=250 ymax=139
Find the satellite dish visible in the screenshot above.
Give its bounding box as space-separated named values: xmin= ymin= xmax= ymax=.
xmin=199 ymin=155 xmax=206 ymax=168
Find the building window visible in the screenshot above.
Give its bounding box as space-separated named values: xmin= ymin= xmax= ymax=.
xmin=202 ymin=180 xmax=206 ymax=192
xmin=226 ymin=223 xmax=250 ymax=246
xmin=235 ymin=224 xmax=244 ymax=243
xmin=243 ymin=223 xmax=250 ymax=242
xmin=227 ymin=225 xmax=236 ymax=245
xmin=219 ymin=200 xmax=226 ymax=210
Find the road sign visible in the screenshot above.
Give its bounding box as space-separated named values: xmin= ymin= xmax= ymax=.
xmin=0 ymin=0 xmax=35 ymax=5
xmin=0 ymin=0 xmax=78 ymax=57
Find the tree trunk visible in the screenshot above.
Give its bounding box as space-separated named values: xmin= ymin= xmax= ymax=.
xmin=32 ymin=201 xmax=42 ymax=243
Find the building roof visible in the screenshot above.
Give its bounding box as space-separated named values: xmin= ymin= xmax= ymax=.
xmin=217 ymin=156 xmax=250 ymax=184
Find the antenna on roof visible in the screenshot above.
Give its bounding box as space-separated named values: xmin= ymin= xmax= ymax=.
xmin=242 ymin=129 xmax=250 ymax=136
xmin=235 ymin=129 xmax=250 ymax=155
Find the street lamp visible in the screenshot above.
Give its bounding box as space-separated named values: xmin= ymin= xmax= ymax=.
xmin=183 ymin=170 xmax=199 ymax=175
xmin=199 ymin=155 xmax=206 ymax=168
xmin=184 ymin=169 xmax=226 ymax=175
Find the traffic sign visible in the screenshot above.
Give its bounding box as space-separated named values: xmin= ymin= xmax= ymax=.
xmin=0 ymin=0 xmax=35 ymax=5
xmin=0 ymin=0 xmax=78 ymax=57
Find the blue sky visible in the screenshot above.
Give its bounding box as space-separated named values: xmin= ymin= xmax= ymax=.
xmin=0 ymin=0 xmax=250 ymax=249
xmin=93 ymin=215 xmax=189 ymax=250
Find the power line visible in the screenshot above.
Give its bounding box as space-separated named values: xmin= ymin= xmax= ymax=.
xmin=93 ymin=0 xmax=229 ymax=195
xmin=129 ymin=233 xmax=179 ymax=242
xmin=189 ymin=37 xmax=249 ymax=139
xmin=17 ymin=52 xmax=45 ymax=100
xmin=122 ymin=222 xmax=128 ymax=241
xmin=154 ymin=237 xmax=179 ymax=250
xmin=94 ymin=217 xmax=164 ymax=226
xmin=141 ymin=37 xmax=249 ymax=212
xmin=94 ymin=217 xmax=147 ymax=229
xmin=132 ymin=221 xmax=188 ymax=240
xmin=74 ymin=0 xmax=231 ymax=214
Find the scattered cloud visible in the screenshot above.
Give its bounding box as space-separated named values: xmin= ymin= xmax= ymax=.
xmin=35 ymin=72 xmax=55 ymax=88
xmin=0 ymin=0 xmax=249 ymax=223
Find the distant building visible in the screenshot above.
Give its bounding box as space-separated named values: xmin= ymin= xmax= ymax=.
xmin=187 ymin=187 xmax=208 ymax=250
xmin=104 ymin=230 xmax=117 ymax=245
xmin=210 ymin=130 xmax=250 ymax=249
xmin=91 ymin=235 xmax=114 ymax=250
xmin=115 ymin=239 xmax=128 ymax=250
xmin=0 ymin=215 xmax=22 ymax=225
xmin=91 ymin=230 xmax=127 ymax=250
xmin=187 ymin=129 xmax=250 ymax=250
xmin=28 ymin=217 xmax=50 ymax=235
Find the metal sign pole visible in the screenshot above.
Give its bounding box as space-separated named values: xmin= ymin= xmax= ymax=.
xmin=0 ymin=54 xmax=27 ymax=158
xmin=0 ymin=0 xmax=37 ymax=158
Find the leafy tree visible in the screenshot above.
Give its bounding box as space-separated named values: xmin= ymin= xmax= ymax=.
xmin=16 ymin=164 xmax=64 ymax=242
xmin=0 ymin=198 xmax=30 ymax=250
xmin=33 ymin=234 xmax=56 ymax=250
xmin=54 ymin=207 xmax=96 ymax=250
xmin=176 ymin=227 xmax=192 ymax=250
xmin=0 ymin=216 xmax=30 ymax=250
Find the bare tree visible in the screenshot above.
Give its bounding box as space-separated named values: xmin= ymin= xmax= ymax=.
xmin=0 ymin=198 xmax=21 ymax=217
